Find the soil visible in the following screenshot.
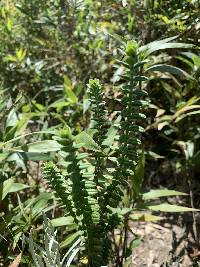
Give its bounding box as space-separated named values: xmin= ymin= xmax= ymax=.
xmin=129 ymin=214 xmax=199 ymax=267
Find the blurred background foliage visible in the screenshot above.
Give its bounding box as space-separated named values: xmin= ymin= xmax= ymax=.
xmin=0 ymin=0 xmax=200 ymax=266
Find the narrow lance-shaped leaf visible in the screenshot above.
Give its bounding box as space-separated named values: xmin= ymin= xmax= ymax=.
xmin=0 ymin=178 xmax=14 ymax=200
xmin=102 ymin=116 xmax=121 ymax=149
xmin=131 ymin=151 xmax=145 ymax=199
xmin=143 ymin=189 xmax=188 ymax=200
xmin=129 ymin=213 xmax=164 ymax=222
xmin=11 ymin=140 xmax=62 ymax=153
xmin=146 ymin=64 xmax=193 ymax=79
xmin=146 ymin=203 xmax=199 ymax=212
xmin=60 ymin=232 xmax=81 ymax=249
xmin=139 ymin=36 xmax=194 ymax=58
xmin=75 ymin=131 xmax=101 ymax=152
xmin=51 ymin=216 xmax=75 ymax=227
xmin=9 ymin=183 xmax=30 ymax=193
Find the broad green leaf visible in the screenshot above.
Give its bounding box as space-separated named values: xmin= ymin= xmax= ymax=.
xmin=51 ymin=216 xmax=75 ymax=227
xmin=64 ymin=75 xmax=72 ymax=88
xmin=0 ymin=178 xmax=14 ymax=200
xmin=9 ymin=183 xmax=30 ymax=193
xmin=129 ymin=237 xmax=142 ymax=250
xmin=60 ymin=232 xmax=80 ymax=249
xmin=31 ymin=194 xmax=54 ymax=218
xmin=129 ymin=213 xmax=163 ymax=222
xmin=65 ymin=87 xmax=78 ymax=103
xmin=131 ymin=151 xmax=145 ymax=198
xmin=24 ymin=193 xmax=53 ymax=213
xmin=16 ymin=48 xmax=26 ymax=61
xmin=0 ymin=153 xmax=9 ymax=162
xmin=1 ymin=130 xmax=56 ymax=147
xmin=49 ymin=99 xmax=70 ymax=111
xmin=64 ymin=75 xmax=78 ymax=104
xmin=83 ymin=99 xmax=91 ymax=114
xmin=147 ymin=203 xmax=199 ymax=212
xmin=146 ymin=64 xmax=192 ymax=79
xmin=6 ymin=153 xmax=26 ymax=171
xmin=27 ymin=140 xmax=62 ymax=152
xmin=6 ymin=109 xmax=18 ymax=128
xmin=112 ymin=207 xmax=132 ymax=216
xmin=102 ymin=116 xmax=121 ymax=149
xmin=13 ymin=140 xmax=62 ymax=153
xmin=20 ymin=152 xmax=53 ymax=161
xmin=143 ymin=189 xmax=187 ymax=200
xmin=75 ymin=131 xmax=101 ymax=152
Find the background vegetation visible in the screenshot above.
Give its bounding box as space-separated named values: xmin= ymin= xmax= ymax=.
xmin=0 ymin=0 xmax=200 ymax=266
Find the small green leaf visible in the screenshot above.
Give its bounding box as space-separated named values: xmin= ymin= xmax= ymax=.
xmin=146 ymin=151 xmax=165 ymax=159
xmin=65 ymin=89 xmax=78 ymax=104
xmin=60 ymin=232 xmax=80 ymax=249
xmin=83 ymin=99 xmax=91 ymax=114
xmin=129 ymin=237 xmax=142 ymax=250
xmin=21 ymin=152 xmax=53 ymax=161
xmin=51 ymin=216 xmax=75 ymax=227
xmin=143 ymin=189 xmax=187 ymax=200
xmin=131 ymin=151 xmax=145 ymax=198
xmin=13 ymin=140 xmax=62 ymax=153
xmin=102 ymin=116 xmax=121 ymax=148
xmin=6 ymin=109 xmax=18 ymax=128
xmin=0 ymin=153 xmax=9 ymax=162
xmin=75 ymin=131 xmax=101 ymax=152
xmin=0 ymin=178 xmax=14 ymax=200
xmin=9 ymin=183 xmax=30 ymax=193
xmin=129 ymin=213 xmax=163 ymax=222
xmin=7 ymin=18 xmax=13 ymax=31
xmin=64 ymin=75 xmax=78 ymax=103
xmin=112 ymin=207 xmax=132 ymax=216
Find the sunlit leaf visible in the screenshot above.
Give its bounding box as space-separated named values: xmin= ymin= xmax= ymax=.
xmin=143 ymin=189 xmax=187 ymax=200
xmin=51 ymin=216 xmax=75 ymax=227
xmin=129 ymin=213 xmax=164 ymax=222
xmin=75 ymin=131 xmax=101 ymax=152
xmin=146 ymin=203 xmax=199 ymax=212
xmin=140 ymin=37 xmax=194 ymax=57
xmin=12 ymin=140 xmax=62 ymax=153
xmin=60 ymin=232 xmax=80 ymax=249
xmin=0 ymin=178 xmax=14 ymax=200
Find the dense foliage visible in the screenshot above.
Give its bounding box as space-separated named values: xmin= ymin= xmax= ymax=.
xmin=0 ymin=0 xmax=200 ymax=266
